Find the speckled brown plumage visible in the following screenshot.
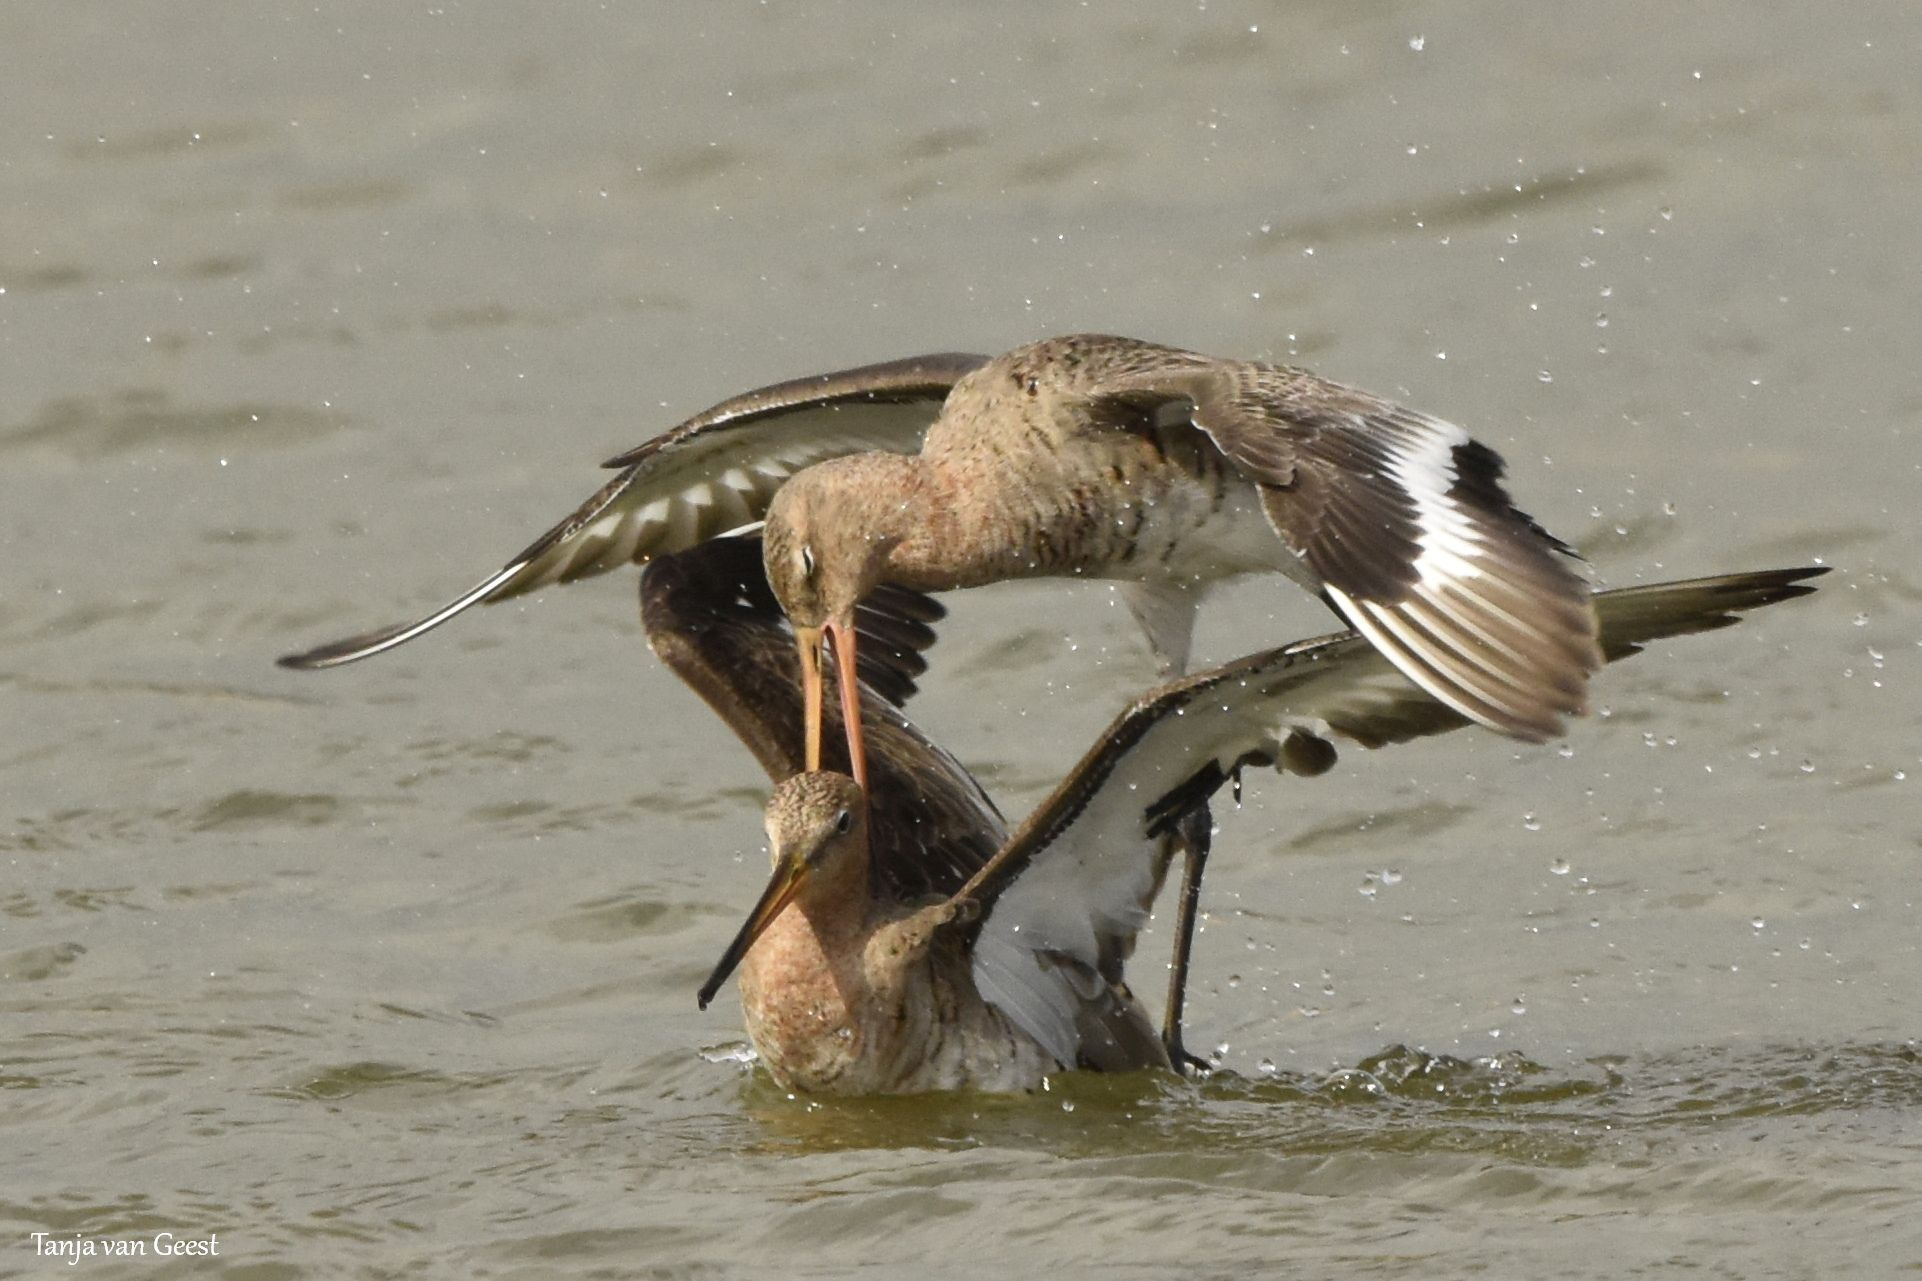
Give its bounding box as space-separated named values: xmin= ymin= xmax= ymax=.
xmin=760 ymin=333 xmax=1603 ymax=791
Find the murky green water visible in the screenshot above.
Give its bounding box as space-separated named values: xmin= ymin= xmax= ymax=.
xmin=4 ymin=2 xmax=1918 ymax=1276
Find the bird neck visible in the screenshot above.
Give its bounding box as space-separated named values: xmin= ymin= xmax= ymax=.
xmin=791 ymin=834 xmax=873 ymax=941
xmin=859 ymin=453 xmax=1035 ymax=593
xmin=736 ymin=833 xmax=893 ymax=1086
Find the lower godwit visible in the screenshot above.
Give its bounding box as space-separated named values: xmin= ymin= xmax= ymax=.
xmin=649 ymin=538 xmax=1822 ymax=1093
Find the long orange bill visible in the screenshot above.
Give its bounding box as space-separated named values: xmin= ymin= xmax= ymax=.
xmin=697 ymin=857 xmax=810 ymax=1010
xmin=823 ymin=616 xmax=868 ymax=791
xmin=795 ymin=626 xmax=825 ymax=772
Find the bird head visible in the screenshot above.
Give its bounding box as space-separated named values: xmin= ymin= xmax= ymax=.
xmin=698 ymin=772 xmax=868 ymax=1010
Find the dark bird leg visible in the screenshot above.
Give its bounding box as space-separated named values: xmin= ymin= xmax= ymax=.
xmin=1160 ymin=802 xmax=1215 ymax=1075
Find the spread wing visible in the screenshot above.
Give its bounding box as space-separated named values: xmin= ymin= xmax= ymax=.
xmin=1095 ymin=340 xmax=1601 ymax=743
xmin=956 ymin=567 xmax=1825 ymax=1066
xmin=639 ymin=535 xmax=1001 ymax=904
xmin=278 ymin=352 xmax=987 ymax=669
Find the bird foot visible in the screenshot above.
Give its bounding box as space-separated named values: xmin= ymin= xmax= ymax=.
xmin=1165 ymin=1037 xmax=1215 ymax=1079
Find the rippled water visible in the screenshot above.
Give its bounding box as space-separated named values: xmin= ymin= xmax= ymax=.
xmin=4 ymin=2 xmax=1919 ymax=1277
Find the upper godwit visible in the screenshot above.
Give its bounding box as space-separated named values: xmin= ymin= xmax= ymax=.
xmin=762 ymin=334 xmax=1601 ymax=790
xmin=277 ymin=337 xmax=1594 ymax=793
xmin=648 ymin=537 xmax=1822 ymax=1093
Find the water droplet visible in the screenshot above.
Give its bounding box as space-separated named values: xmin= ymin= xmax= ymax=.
xmin=1550 ymin=857 xmax=1571 ymax=876
xmin=1659 ymin=206 xmax=1674 ymax=220
xmin=1408 ymin=34 xmax=1425 ymax=51
xmin=1381 ymin=868 xmax=1403 ymax=886
xmin=1799 ymin=759 xmax=1815 ymax=774
xmin=1538 ymin=369 xmax=1554 ymax=383
xmin=1595 ymin=312 xmax=1610 ymax=328
xmin=1257 ymin=1057 xmax=1278 ymax=1075
xmin=1751 ymin=916 xmax=1766 ymax=930
xmin=1226 ymin=974 xmax=1242 ymax=989
xmin=1061 ymin=1099 xmax=1076 ymax=1113
xmin=1510 ymin=996 xmax=1527 ymax=1015
xmin=1522 ymin=812 xmax=1542 ymax=832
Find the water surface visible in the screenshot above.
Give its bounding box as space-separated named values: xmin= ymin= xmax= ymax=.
xmin=3 ymin=2 xmax=1918 ymax=1276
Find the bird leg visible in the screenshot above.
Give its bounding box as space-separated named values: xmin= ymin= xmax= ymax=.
xmin=1160 ymin=802 xmax=1215 ymax=1076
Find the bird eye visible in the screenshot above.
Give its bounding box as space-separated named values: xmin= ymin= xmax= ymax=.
xmin=834 ymin=808 xmax=852 ymax=835
xmin=799 ymin=545 xmax=817 ymax=580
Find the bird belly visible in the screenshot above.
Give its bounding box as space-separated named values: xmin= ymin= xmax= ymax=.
xmin=738 ymin=910 xmax=1057 ymax=1095
xmin=882 ymin=964 xmax=1058 ymax=1093
xmin=1100 ymin=468 xmax=1298 ymax=587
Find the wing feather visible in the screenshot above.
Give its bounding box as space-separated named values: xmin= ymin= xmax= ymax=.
xmin=278 ymin=352 xmax=986 ymax=669
xmin=960 ymin=567 xmax=1825 ymax=1055
xmin=1094 ymin=342 xmax=1602 ymax=740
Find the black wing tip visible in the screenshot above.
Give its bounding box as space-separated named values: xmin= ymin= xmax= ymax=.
xmin=274 ymin=626 xmax=406 ymax=670
xmin=1752 ymin=564 xmax=1831 ymax=590
xmin=1658 ymin=564 xmax=1830 ymax=608
xmin=1693 ymin=563 xmax=1832 ymax=616
xmin=1593 ymin=565 xmax=1829 ymax=665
